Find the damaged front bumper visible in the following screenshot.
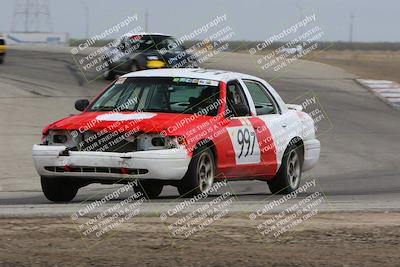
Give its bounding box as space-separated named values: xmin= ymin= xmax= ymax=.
xmin=32 ymin=144 xmax=190 ymax=181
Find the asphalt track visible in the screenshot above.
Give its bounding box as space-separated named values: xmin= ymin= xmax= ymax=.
xmin=0 ymin=48 xmax=399 ymax=214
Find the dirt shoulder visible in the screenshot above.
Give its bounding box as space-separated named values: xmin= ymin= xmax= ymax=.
xmin=0 ymin=212 xmax=399 ymax=267
xmin=309 ymin=50 xmax=400 ymax=83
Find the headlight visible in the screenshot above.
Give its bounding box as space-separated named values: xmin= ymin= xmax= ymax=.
xmin=53 ymin=134 xmax=68 ymax=143
xmin=151 ymin=137 xmax=165 ymax=147
xmin=137 ymin=134 xmax=186 ymax=150
xmin=46 ymin=130 xmax=70 ymax=145
xmin=165 ymin=136 xmax=186 ymax=149
xmin=44 ymin=130 xmax=80 ymax=148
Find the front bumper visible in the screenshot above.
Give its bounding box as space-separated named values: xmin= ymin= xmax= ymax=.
xmin=0 ymin=45 xmax=6 ymax=54
xmin=32 ymin=144 xmax=190 ymax=181
xmin=302 ymin=139 xmax=320 ymax=171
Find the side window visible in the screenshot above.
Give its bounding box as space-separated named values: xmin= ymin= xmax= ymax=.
xmin=169 ymin=85 xmax=219 ymax=115
xmin=226 ymin=80 xmax=251 ymax=117
xmin=243 ymin=80 xmax=278 ymax=115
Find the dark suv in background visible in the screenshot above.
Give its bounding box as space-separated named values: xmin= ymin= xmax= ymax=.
xmin=102 ymin=33 xmax=198 ymax=80
xmin=0 ymin=34 xmax=6 ymax=64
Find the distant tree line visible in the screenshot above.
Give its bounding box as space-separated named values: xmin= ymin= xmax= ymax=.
xmin=69 ymin=38 xmax=400 ymax=51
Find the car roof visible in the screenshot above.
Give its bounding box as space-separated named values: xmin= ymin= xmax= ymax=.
xmin=121 ymin=68 xmax=260 ymax=82
xmin=121 ymin=32 xmax=171 ymax=38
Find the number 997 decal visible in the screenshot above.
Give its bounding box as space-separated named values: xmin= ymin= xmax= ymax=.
xmin=227 ymin=126 xmax=261 ymax=165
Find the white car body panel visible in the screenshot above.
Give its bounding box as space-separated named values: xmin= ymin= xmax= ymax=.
xmin=32 ymin=68 xmax=320 ymax=182
xmin=33 ymin=144 xmax=190 ymax=180
xmin=238 ymin=77 xmax=320 ymax=171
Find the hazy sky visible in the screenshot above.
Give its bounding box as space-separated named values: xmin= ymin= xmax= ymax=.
xmin=0 ymin=0 xmax=399 ymax=42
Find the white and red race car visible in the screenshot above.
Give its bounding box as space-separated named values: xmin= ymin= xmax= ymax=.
xmin=32 ymin=69 xmax=320 ymax=202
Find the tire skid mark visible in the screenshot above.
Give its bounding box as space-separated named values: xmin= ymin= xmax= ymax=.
xmin=43 ymin=56 xmax=86 ymax=86
xmin=0 ymin=75 xmax=57 ymax=97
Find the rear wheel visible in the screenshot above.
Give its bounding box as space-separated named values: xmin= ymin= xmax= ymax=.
xmin=178 ymin=146 xmax=215 ymax=197
xmin=41 ymin=176 xmax=79 ymax=202
xmin=135 ymin=180 xmax=163 ymax=199
xmin=130 ymin=62 xmax=138 ymax=72
xmin=267 ymin=144 xmax=302 ymax=194
xmin=0 ymin=56 xmax=4 ymax=64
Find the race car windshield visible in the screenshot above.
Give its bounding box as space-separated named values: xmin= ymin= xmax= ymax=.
xmin=129 ymin=35 xmax=183 ymax=52
xmin=89 ymin=77 xmax=221 ymax=116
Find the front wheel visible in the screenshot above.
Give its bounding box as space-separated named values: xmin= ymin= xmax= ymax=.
xmin=41 ymin=176 xmax=79 ymax=202
xmin=178 ymin=146 xmax=215 ymax=197
xmin=267 ymin=145 xmax=302 ymax=194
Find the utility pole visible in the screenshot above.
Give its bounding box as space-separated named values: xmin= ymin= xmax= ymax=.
xmin=349 ymin=12 xmax=354 ymax=42
xmin=296 ymin=4 xmax=305 ymax=36
xmin=81 ymin=0 xmax=89 ymax=38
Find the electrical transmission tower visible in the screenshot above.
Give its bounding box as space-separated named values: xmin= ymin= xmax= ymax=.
xmin=11 ymin=0 xmax=53 ymax=33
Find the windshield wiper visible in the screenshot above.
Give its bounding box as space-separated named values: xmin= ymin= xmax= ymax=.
xmin=91 ymin=106 xmax=116 ymax=111
xmin=143 ymin=108 xmax=173 ymax=113
xmin=119 ymin=108 xmax=139 ymax=112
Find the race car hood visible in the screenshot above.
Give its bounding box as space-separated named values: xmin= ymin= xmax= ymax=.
xmin=43 ymin=111 xmax=216 ymax=137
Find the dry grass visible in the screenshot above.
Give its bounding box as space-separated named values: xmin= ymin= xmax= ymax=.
xmin=309 ymin=50 xmax=400 ymax=83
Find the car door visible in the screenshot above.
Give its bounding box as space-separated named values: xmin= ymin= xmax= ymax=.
xmin=217 ymin=80 xmax=276 ymax=178
xmin=241 ymin=79 xmax=297 ymax=175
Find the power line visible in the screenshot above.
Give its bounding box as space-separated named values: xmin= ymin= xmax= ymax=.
xmin=11 ymin=0 xmax=53 ymax=33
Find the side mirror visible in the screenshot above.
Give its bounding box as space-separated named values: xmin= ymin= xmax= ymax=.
xmin=75 ymin=99 xmax=89 ymax=112
xmin=233 ymin=104 xmax=250 ymax=117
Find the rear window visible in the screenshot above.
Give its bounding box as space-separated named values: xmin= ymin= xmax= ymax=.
xmin=127 ymin=35 xmax=181 ymax=52
xmin=0 ymin=39 xmax=5 ymax=45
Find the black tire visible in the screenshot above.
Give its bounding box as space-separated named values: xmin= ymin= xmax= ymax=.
xmin=178 ymin=146 xmax=215 ymax=197
xmin=135 ymin=180 xmax=163 ymax=199
xmin=41 ymin=176 xmax=78 ymax=202
xmin=103 ymin=61 xmax=115 ymax=80
xmin=130 ymin=61 xmax=138 ymax=72
xmin=267 ymin=144 xmax=302 ymax=194
xmin=0 ymin=56 xmax=4 ymax=64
